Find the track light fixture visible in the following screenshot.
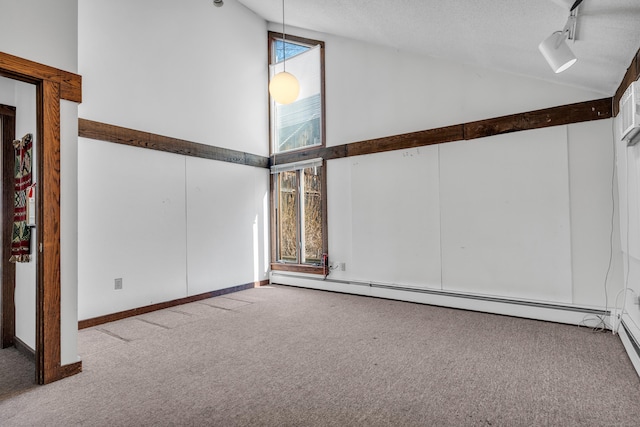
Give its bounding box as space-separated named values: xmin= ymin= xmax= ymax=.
xmin=539 ymin=6 xmax=579 ymax=73
xmin=269 ymin=0 xmax=300 ymax=105
xmin=213 ymin=0 xmax=223 ymax=7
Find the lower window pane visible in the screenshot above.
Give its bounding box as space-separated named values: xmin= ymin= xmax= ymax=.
xmin=303 ymin=166 xmax=322 ymax=264
xmin=278 ymin=171 xmax=298 ymax=262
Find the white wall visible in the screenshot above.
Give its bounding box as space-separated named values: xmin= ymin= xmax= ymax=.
xmin=272 ymin=26 xmax=621 ymax=317
xmin=12 ymin=81 xmax=37 ymax=350
xmin=78 ymin=3 xmax=621 ymax=325
xmin=348 ymin=147 xmax=441 ymax=288
xmin=0 ymin=0 xmax=79 ymax=365
xmin=185 ymin=157 xmax=269 ymax=296
xmin=77 ymin=139 xmax=270 ymax=320
xmin=78 ymin=140 xmax=187 ymax=319
xmin=322 ymin=121 xmax=620 ymax=310
xmin=77 ymin=0 xmax=270 ymax=320
xmin=60 ymin=100 xmax=78 ymax=364
xmin=0 ymin=0 xmax=77 ymax=72
xmin=569 ymin=119 xmax=621 ymax=307
xmin=79 ymin=0 xmax=269 ymax=156
xmin=271 ymin=25 xmax=607 ymax=147
xmin=440 ymin=127 xmax=572 ymax=303
xmin=614 ymin=112 xmax=640 ymax=371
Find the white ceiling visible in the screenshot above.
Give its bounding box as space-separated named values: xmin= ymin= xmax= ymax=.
xmin=236 ymin=0 xmax=640 ymax=96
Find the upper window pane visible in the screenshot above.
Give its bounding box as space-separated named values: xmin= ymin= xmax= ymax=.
xmin=273 ymin=40 xmax=310 ymax=63
xmin=269 ymin=35 xmax=324 ymax=154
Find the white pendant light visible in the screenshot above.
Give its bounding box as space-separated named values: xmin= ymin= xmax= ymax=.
xmin=269 ymin=71 xmax=300 ymax=104
xmin=269 ymin=0 xmax=300 ymax=105
xmin=538 ymin=31 xmax=577 ymax=73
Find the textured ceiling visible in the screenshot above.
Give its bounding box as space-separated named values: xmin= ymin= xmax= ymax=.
xmin=236 ymin=0 xmax=640 ymax=96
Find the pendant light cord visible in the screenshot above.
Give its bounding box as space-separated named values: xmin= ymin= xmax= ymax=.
xmin=282 ymin=0 xmax=286 ymax=72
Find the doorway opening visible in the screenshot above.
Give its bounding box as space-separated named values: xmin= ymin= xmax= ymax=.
xmin=0 ymin=51 xmax=82 ymax=384
xmin=0 ymin=101 xmax=36 ymax=395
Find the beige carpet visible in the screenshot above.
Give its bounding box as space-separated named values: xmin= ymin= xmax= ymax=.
xmin=1 ymin=284 xmax=640 ymax=426
xmin=0 ymin=346 xmax=35 ymax=399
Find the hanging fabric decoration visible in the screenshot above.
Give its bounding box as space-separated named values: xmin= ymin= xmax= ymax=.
xmin=10 ymin=133 xmax=33 ymax=263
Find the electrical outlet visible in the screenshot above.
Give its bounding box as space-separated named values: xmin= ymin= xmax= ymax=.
xmin=339 ymin=262 xmax=346 ymax=271
xmin=114 ymin=278 xmax=123 ymax=290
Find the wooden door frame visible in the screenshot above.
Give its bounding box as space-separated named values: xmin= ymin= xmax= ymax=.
xmin=1 ymin=104 xmax=16 ymax=349
xmin=0 ymin=51 xmax=82 ymax=384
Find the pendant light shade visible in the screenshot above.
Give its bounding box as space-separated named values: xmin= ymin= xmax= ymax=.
xmin=269 ymin=71 xmax=300 ymax=105
xmin=538 ymin=31 xmax=577 ymax=74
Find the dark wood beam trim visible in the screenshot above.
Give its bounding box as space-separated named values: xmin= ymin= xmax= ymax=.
xmin=0 ymin=51 xmax=81 ymax=103
xmin=82 ymin=98 xmax=612 ymax=172
xmin=272 ymin=98 xmax=611 ymax=165
xmin=613 ymin=47 xmax=640 ymax=117
xmin=464 ymin=98 xmax=612 ymax=140
xmin=78 ymin=119 xmax=269 ymax=168
xmin=78 ymin=280 xmax=269 ymax=329
xmin=272 ymin=145 xmax=347 ymax=166
xmin=348 ymin=125 xmax=465 ymax=157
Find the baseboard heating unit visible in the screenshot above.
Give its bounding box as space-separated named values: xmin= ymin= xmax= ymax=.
xmin=619 ymin=319 xmax=640 ymax=376
xmin=270 ymin=272 xmax=610 ymax=328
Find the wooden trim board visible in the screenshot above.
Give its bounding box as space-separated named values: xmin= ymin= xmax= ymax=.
xmin=272 ymin=97 xmax=612 ymax=166
xmin=463 ymin=98 xmax=612 ymax=139
xmin=37 ymin=79 xmax=64 ymax=385
xmin=80 ymin=97 xmax=613 ymax=172
xmin=78 ymin=280 xmax=269 ymax=330
xmin=0 ymin=51 xmax=81 ymax=103
xmin=13 ymin=336 xmax=36 ymax=362
xmin=78 ymin=119 xmax=269 ymax=168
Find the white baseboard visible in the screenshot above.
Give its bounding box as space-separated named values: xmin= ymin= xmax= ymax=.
xmin=618 ymin=315 xmax=640 ymax=376
xmin=270 ymin=272 xmax=609 ymax=328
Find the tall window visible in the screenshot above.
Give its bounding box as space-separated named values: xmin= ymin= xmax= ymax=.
xmin=269 ymin=33 xmax=326 ymax=274
xmin=269 ymin=32 xmax=325 ymax=154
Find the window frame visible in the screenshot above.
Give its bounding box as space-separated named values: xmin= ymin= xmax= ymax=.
xmin=270 ymin=159 xmax=328 ymax=275
xmin=267 ymin=31 xmax=326 ymax=156
xmin=269 ymin=32 xmax=328 ymax=275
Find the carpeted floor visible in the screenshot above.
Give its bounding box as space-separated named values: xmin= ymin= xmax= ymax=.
xmin=1 ymin=284 xmax=640 ymax=426
xmin=0 ymin=346 xmax=35 ymax=399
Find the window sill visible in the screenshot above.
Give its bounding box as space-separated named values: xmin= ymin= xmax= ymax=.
xmin=271 ymin=263 xmax=325 ymax=275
